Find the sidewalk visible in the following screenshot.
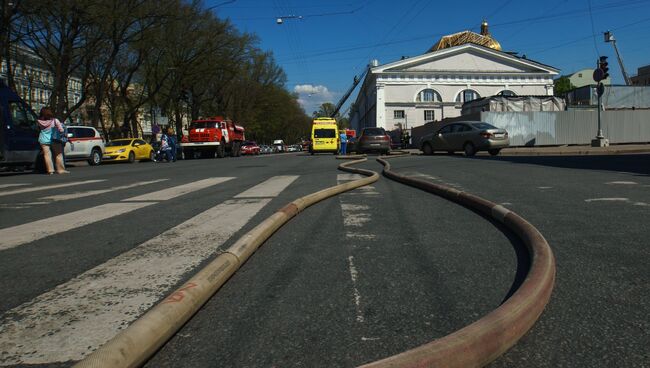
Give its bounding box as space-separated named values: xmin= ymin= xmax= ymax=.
xmin=402 ymin=143 xmax=650 ymax=156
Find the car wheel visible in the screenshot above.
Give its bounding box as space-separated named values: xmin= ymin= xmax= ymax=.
xmin=128 ymin=151 xmax=135 ymax=163
xmin=463 ymin=142 xmax=476 ymax=157
xmin=488 ymin=149 xmax=501 ymax=156
xmin=422 ymin=143 xmax=433 ymax=155
xmin=88 ymin=148 xmax=102 ymax=165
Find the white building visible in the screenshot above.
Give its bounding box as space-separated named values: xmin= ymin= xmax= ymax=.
xmin=350 ymin=22 xmax=560 ymax=133
xmin=567 ymin=68 xmax=611 ymax=88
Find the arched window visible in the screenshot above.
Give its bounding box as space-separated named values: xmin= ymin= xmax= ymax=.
xmin=416 ymin=88 xmax=442 ymax=102
xmin=455 ymin=89 xmax=480 ymax=103
xmin=498 ymin=90 xmax=517 ymax=97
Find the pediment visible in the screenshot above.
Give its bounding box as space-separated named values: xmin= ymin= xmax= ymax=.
xmin=376 ymin=44 xmax=558 ymax=75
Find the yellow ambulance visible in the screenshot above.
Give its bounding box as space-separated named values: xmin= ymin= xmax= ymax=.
xmin=310 ymin=117 xmax=339 ymax=155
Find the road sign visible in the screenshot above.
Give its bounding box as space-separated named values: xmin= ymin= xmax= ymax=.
xmin=593 ymin=68 xmax=604 ymax=82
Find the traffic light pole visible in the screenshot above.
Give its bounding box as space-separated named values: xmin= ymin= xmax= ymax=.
xmin=591 ymin=81 xmax=609 ymax=147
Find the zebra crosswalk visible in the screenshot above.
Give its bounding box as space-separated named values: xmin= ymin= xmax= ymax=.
xmin=0 ymin=175 xmax=299 ymax=366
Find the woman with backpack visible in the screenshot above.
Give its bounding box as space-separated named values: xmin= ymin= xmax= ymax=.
xmin=37 ymin=107 xmax=68 ymax=174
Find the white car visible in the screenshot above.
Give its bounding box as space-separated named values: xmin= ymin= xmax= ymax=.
xmin=64 ymin=126 xmax=105 ymax=165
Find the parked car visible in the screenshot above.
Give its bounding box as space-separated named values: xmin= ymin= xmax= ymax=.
xmin=258 ymin=144 xmax=269 ymax=154
xmin=287 ymin=144 xmax=301 ymax=152
xmin=64 ymin=126 xmax=105 ymax=166
xmin=419 ymin=121 xmax=509 ymax=156
xmin=241 ymin=141 xmax=260 ymax=155
xmin=357 ymin=127 xmax=390 ymax=155
xmin=102 ymin=138 xmax=154 ymax=163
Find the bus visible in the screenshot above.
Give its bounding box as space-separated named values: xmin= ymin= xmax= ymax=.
xmin=310 ymin=117 xmax=339 ymax=155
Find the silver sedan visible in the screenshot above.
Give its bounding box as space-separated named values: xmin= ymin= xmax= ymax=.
xmin=419 ymin=121 xmax=509 ymax=156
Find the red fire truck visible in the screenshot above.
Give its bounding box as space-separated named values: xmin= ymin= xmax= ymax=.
xmin=181 ymin=116 xmax=245 ymax=158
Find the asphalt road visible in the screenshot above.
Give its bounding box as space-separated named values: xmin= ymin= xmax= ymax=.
xmin=0 ymin=152 xmax=648 ymax=367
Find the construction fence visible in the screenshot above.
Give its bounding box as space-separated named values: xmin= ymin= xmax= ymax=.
xmin=410 ymin=110 xmax=650 ymax=147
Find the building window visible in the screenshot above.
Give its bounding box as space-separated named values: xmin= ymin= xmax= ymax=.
xmin=394 ymin=110 xmax=405 ymax=119
xmin=424 ymin=110 xmax=435 ymax=121
xmin=455 ymin=89 xmax=480 ymax=103
xmin=416 ymin=88 xmax=442 ymax=102
xmin=498 ymin=90 xmax=517 ymax=97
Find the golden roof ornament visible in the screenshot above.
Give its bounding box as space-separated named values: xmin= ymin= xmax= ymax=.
xmin=428 ymin=20 xmax=502 ymax=52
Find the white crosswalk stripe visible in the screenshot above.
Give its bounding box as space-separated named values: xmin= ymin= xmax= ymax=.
xmin=0 ymin=183 xmax=29 ymax=189
xmin=40 ymin=179 xmax=169 ymax=201
xmin=0 ymin=177 xmax=234 ymax=251
xmin=0 ymin=180 xmax=106 ymax=197
xmin=234 ymin=175 xmax=298 ymax=198
xmin=0 ymin=176 xmax=297 ymax=365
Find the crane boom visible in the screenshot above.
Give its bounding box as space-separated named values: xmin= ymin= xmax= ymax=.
xmin=604 ymin=31 xmax=632 ymax=86
xmin=330 ymin=67 xmax=368 ymax=118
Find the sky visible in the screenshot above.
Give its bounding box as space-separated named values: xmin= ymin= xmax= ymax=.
xmin=208 ymin=0 xmax=650 ymax=116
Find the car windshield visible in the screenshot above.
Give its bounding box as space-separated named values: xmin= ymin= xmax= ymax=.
xmin=471 ymin=122 xmax=497 ymax=130
xmin=363 ymin=128 xmax=385 ymax=136
xmin=190 ymin=122 xmax=218 ymax=129
xmin=106 ymin=139 xmax=132 ymax=147
xmin=314 ymin=129 xmax=336 ymax=138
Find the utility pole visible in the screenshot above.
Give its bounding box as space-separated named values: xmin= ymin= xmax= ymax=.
xmin=604 ymin=31 xmax=632 ymax=86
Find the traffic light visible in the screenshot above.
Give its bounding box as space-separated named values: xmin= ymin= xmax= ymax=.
xmin=599 ymin=56 xmax=609 ymax=80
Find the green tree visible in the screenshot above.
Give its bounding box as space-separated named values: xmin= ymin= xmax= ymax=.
xmin=554 ymin=76 xmax=575 ymax=96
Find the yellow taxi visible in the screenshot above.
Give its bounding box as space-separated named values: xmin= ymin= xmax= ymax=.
xmin=102 ymin=138 xmax=154 ymax=163
xmin=310 ymin=117 xmax=339 ymax=154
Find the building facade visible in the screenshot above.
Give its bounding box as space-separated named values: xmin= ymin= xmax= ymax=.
xmin=568 ymin=68 xmax=611 ymax=88
xmin=631 ymin=64 xmax=650 ymax=86
xmin=0 ymin=46 xmax=83 ymax=122
xmin=350 ymin=24 xmax=560 ymax=133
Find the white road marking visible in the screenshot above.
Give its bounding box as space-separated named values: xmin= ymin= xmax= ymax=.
xmin=537 ymin=186 xmax=553 ymax=189
xmin=0 ymin=178 xmax=232 ymax=251
xmin=40 ymin=179 xmax=168 ymax=201
xmin=347 ymin=256 xmax=365 ymax=323
xmin=337 ymin=173 xmax=364 ymax=181
xmin=122 ymin=177 xmax=233 ymax=201
xmin=0 ymin=180 xmax=105 ymax=197
xmin=0 ymin=202 xmax=153 ymax=251
xmin=0 ymin=176 xmax=296 ymax=365
xmin=234 ymin=175 xmax=299 ymax=198
xmin=585 ymin=198 xmax=629 ymax=202
xmin=0 ymin=183 xmax=29 ymax=189
xmin=337 ymin=175 xmax=381 ymax=325
xmin=606 ymin=181 xmax=638 ymax=185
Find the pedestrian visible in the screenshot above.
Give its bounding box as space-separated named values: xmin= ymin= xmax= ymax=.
xmin=167 ymin=127 xmax=177 ymax=162
xmin=37 ymin=107 xmax=69 ymax=174
xmin=339 ymin=130 xmax=347 ymax=155
xmin=160 ymin=130 xmax=173 ymax=162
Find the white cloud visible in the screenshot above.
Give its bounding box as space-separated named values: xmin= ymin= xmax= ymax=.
xmin=293 ymin=84 xmax=332 ymax=97
xmin=293 ymin=84 xmax=338 ymax=115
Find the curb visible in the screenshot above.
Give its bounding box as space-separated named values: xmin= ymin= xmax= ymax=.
xmin=357 ymin=155 xmax=556 ymax=368
xmin=74 ymin=158 xmax=379 ymax=368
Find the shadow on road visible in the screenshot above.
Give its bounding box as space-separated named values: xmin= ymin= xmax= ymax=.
xmin=475 ymin=154 xmax=650 ymax=176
